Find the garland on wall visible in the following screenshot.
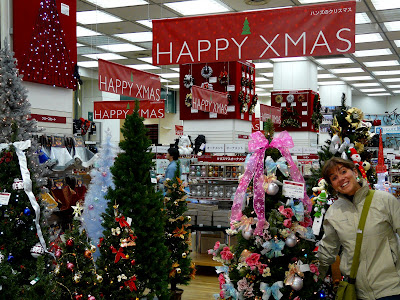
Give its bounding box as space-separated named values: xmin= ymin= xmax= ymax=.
xmin=280 ymin=107 xmax=301 ymax=128
xmin=311 ymin=94 xmax=323 ymax=130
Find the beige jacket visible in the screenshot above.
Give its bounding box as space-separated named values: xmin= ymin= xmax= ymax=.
xmin=318 ymin=181 xmax=400 ymax=300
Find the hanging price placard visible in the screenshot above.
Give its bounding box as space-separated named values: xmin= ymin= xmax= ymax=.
xmin=282 ymin=180 xmax=305 ymax=199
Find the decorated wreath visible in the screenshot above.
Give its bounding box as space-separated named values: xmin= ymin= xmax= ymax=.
xmin=275 ymin=94 xmax=283 ymax=104
xmin=240 ymin=103 xmax=248 ymax=113
xmin=286 ymin=94 xmax=295 ymax=103
xmin=245 ymin=94 xmax=251 ymax=104
xmin=201 ymin=65 xmax=213 ymax=79
xmin=248 ymin=94 xmax=258 ymax=115
xmin=281 ymin=107 xmax=301 ymax=128
xmin=218 ymin=71 xmax=229 ymax=86
xmin=183 ymin=74 xmax=195 ymax=89
xmin=241 ymin=77 xmax=248 ymax=87
xmin=249 ymin=80 xmax=254 ymax=90
xmin=185 ymin=93 xmax=192 ymax=107
xmin=238 ymin=91 xmax=245 ymax=104
xmin=297 ymin=94 xmax=305 ymax=102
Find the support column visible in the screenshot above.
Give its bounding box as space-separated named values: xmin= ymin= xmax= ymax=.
xmin=0 ymin=0 xmax=12 ymax=48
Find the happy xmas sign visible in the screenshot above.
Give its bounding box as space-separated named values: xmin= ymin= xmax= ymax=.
xmin=191 ymin=86 xmax=228 ymax=115
xmin=98 ymin=59 xmax=161 ymax=101
xmin=93 ymin=101 xmax=165 ymax=119
xmin=152 ymin=1 xmax=355 ymax=65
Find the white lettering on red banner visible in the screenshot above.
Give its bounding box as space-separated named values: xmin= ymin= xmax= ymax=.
xmin=260 ymin=104 xmax=281 ymax=124
xmin=175 ymin=125 xmax=183 ymax=136
xmin=191 ymin=86 xmax=228 ymax=115
xmin=29 ymin=114 xmax=67 ymax=124
xmin=93 ymin=101 xmax=165 ymax=119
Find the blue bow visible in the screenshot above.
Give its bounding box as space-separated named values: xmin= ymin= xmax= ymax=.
xmin=286 ymin=199 xmax=305 ymax=222
xmin=215 ymin=266 xmax=229 ymax=274
xmin=260 ymin=281 xmax=283 ymax=300
xmin=265 ymin=156 xmax=289 ymax=177
xmin=223 ymin=283 xmax=238 ymax=299
xmin=261 ymin=239 xmax=285 ymax=258
xmin=304 ymin=227 xmax=316 ymax=240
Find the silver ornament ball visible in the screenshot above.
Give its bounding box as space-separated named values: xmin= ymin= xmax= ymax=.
xmin=267 ymin=182 xmax=279 ymax=195
xmin=285 ymin=235 xmax=297 ymax=247
xmin=291 ymin=276 xmax=303 ymax=291
xmin=30 ymin=243 xmax=45 ymax=258
xmin=242 ymin=228 xmax=253 ymax=240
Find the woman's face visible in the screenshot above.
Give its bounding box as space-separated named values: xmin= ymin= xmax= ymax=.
xmin=328 ymin=164 xmax=361 ymax=196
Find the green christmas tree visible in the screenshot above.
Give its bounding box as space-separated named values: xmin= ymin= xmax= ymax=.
xmin=164 ymin=161 xmax=195 ymax=296
xmin=54 ymin=219 xmax=101 ymax=299
xmin=241 ymin=17 xmax=251 ymax=35
xmin=97 ymin=101 xmax=170 ymax=299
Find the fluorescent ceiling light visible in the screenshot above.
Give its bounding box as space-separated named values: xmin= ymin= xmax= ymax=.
xmin=165 ymin=0 xmax=231 ymax=16
xmin=258 ymin=84 xmax=273 ymax=88
xmin=364 ymin=60 xmax=399 ymax=67
xmin=77 ymin=26 xmax=101 ymax=37
xmin=77 ymin=61 xmax=99 ymax=68
xmin=331 ymin=68 xmax=364 ymax=74
xmin=126 ymin=64 xmax=160 ymax=70
xmin=371 ymin=0 xmax=400 ymax=10
xmin=395 ymin=40 xmax=400 ymax=47
xmin=137 ymin=20 xmax=153 ymax=28
xmin=373 ymin=70 xmax=400 ymax=76
xmin=260 ymin=72 xmax=273 ymax=77
xmin=84 ymin=0 xmax=148 ymax=8
xmin=77 ymin=43 xmax=84 ymax=47
xmin=137 ymin=57 xmax=153 ymax=64
xmin=355 ymin=33 xmax=383 ymax=43
xmin=318 ymin=81 xmax=345 ymax=85
xmin=98 ymin=44 xmax=145 ymax=52
xmin=160 ymin=73 xmax=180 ymax=78
xmin=114 ymin=32 xmax=152 ymax=42
xmin=170 ymin=68 xmax=180 ymax=72
xmin=76 ymin=10 xmax=122 ymax=25
xmin=342 ymin=76 xmax=372 ymax=81
xmin=360 ymin=88 xmax=386 ymax=92
xmin=318 ymin=74 xmax=336 ymax=79
xmin=257 ymin=92 xmax=270 ymax=96
xmin=270 ymin=57 xmax=306 ymax=62
xmin=254 ymin=62 xmax=273 ymax=69
xmin=352 ymin=82 xmax=380 ymax=87
xmin=367 ymin=93 xmax=390 ymax=96
xmin=160 ymin=78 xmax=171 ymax=83
xmin=354 ymin=49 xmax=392 ymax=57
xmin=356 ymin=12 xmax=371 ymax=24
xmin=298 ymin=0 xmax=336 ymax=3
xmin=255 ymin=88 xmax=266 ymax=92
xmin=393 ymin=90 xmax=400 ymax=93
xmin=384 ymin=21 xmax=400 ymax=32
xmin=242 ymin=6 xmax=292 ymax=13
xmin=381 ymin=78 xmax=400 ymax=82
xmin=315 ymin=58 xmax=353 ymax=65
xmin=255 ymin=77 xmax=270 ymax=82
xmin=82 ymin=53 xmax=127 ymax=60
xmin=166 ymin=85 xmax=180 ymax=89
xmin=388 ymin=85 xmax=400 ymax=88
xmin=317 ymin=67 xmax=323 ymax=70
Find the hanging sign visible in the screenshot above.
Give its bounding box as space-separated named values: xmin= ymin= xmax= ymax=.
xmin=260 ymin=104 xmax=281 ymax=124
xmin=191 ymin=86 xmax=228 ymax=115
xmin=98 ymin=59 xmax=161 ymax=101
xmin=152 ymin=1 xmax=355 ymax=65
xmin=93 ymin=101 xmax=165 ymax=119
xmin=29 ymin=114 xmax=67 ymax=124
xmin=175 ymin=125 xmax=184 ymax=136
xmin=375 ymin=126 xmax=400 ymax=135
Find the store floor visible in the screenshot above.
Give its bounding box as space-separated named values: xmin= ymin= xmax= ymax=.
xmin=181 ymin=266 xmax=219 ymax=300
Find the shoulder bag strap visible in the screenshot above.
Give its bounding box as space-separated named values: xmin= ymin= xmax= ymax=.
xmin=349 ymin=190 xmax=375 ymax=280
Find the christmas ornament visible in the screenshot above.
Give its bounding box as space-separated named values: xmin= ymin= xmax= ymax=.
xmin=0 ymin=253 xmax=4 ymax=263
xmin=55 ymin=249 xmax=62 ymax=258
xmin=201 ymin=65 xmax=213 ymax=79
xmin=66 ymin=238 xmax=74 ymax=247
xmin=286 ymin=94 xmax=294 ymax=103
xmin=291 ymin=276 xmax=303 ymax=291
xmin=182 ymin=253 xmax=187 ymax=258
xmin=88 ymin=295 xmax=96 ymax=300
xmin=285 ymin=234 xmax=297 ymax=248
xmin=84 ymin=249 xmax=92 ymax=259
xmin=54 ymin=264 xmax=60 ymax=274
xmin=30 ymin=242 xmax=45 ymax=258
xmin=102 ymin=171 xmax=107 ymax=177
xmin=67 ymin=262 xmax=74 ymax=271
xmin=267 ymin=182 xmax=279 ymax=195
xmin=176 ymin=268 xmax=181 ymax=274
xmin=24 ymin=207 xmax=31 ymax=216
xmin=74 ymin=294 xmax=83 ymax=300
xmin=96 ymin=274 xmax=103 ymax=283
xmin=73 ymin=272 xmax=82 ymax=283
xmin=242 ymin=228 xmax=253 ymax=240
xmin=12 ymin=179 xmax=24 ymax=190
xmin=7 ymin=254 xmax=14 ymax=263
xmin=90 ymin=245 xmax=96 ymax=253
xmin=88 ymin=205 xmax=94 ymax=210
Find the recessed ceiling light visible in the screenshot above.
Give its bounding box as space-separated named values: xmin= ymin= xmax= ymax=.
xmin=84 ymin=0 xmax=148 ymax=9
xmin=373 ymin=70 xmax=400 ymax=76
xmin=356 ymin=12 xmax=371 ymax=25
xmin=395 ymin=40 xmax=400 ymax=47
xmin=77 ymin=26 xmax=101 ymax=37
xmin=342 ymin=76 xmax=372 ymax=81
xmin=298 ymin=0 xmax=336 ymax=3
xmin=255 ymin=77 xmax=270 ymax=82
xmin=381 ymin=78 xmax=400 ymax=82
xmin=360 ymin=88 xmax=386 ymax=92
xmin=354 ymin=49 xmax=392 ymax=57
xmin=137 ymin=57 xmax=153 ymax=64
xmin=82 ymin=53 xmax=127 ymax=60
xmin=384 ymin=21 xmax=400 ymax=32
xmin=355 ymin=33 xmax=383 ymax=43
xmin=388 ymin=85 xmax=400 ymax=88
xmin=76 ymin=10 xmax=122 ymax=25
xmin=371 ymin=0 xmax=400 ymax=10
xmin=165 ymin=0 xmax=231 ymax=16
xmin=318 ymin=74 xmax=336 ymax=79
xmin=352 ymin=82 xmax=380 ymax=87
xmin=260 ymin=72 xmax=273 ymax=77
xmin=98 ymin=44 xmax=145 ymax=52
xmin=137 ymin=20 xmax=153 ymax=28
xmin=330 ymin=68 xmax=364 ymax=74
xmin=166 ymin=85 xmax=180 ymax=89
xmin=77 ymin=61 xmax=99 ymax=68
xmin=114 ymin=32 xmax=152 ymax=43
xmin=254 ymin=62 xmax=273 ymax=69
xmin=367 ymin=93 xmax=390 ymax=96
xmin=77 ymin=43 xmax=84 ymax=47
xmin=318 ymin=81 xmax=346 ymax=85
xmin=315 ymin=58 xmax=353 ymax=65
xmin=270 ymin=57 xmax=307 ymax=62
xmin=258 ymin=84 xmax=273 ymax=88
xmin=126 ymin=64 xmax=160 ymax=70
xmin=160 ymin=73 xmax=180 ymax=78
xmin=364 ymin=60 xmax=399 ymax=67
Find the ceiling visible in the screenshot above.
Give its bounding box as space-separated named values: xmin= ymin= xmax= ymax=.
xmin=75 ymin=0 xmax=400 ymax=98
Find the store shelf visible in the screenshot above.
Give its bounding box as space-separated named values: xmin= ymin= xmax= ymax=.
xmin=190 ymin=252 xmax=222 ymax=267
xmin=190 ymin=177 xmax=239 ymax=182
xmin=188 ymin=196 xmax=233 ymax=201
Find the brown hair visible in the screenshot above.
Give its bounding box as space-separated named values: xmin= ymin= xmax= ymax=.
xmin=321 ymin=157 xmax=357 ymax=185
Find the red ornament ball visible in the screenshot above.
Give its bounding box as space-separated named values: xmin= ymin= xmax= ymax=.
xmin=66 ymin=262 xmax=74 ymax=271
xmin=66 ymin=238 xmax=74 ymax=247
xmin=88 ymin=296 xmax=96 ymax=300
xmin=74 ymin=294 xmax=83 ymax=300
xmin=84 ymin=250 xmax=92 ymax=259
xmin=55 ymin=250 xmax=62 ymax=258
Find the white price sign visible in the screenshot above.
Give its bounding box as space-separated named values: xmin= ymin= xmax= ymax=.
xmin=0 ymin=192 xmax=11 ymax=205
xmin=282 ymin=180 xmax=305 ymax=199
xmin=206 ymin=143 xmax=225 ymax=153
xmin=225 ymin=144 xmax=246 ymax=153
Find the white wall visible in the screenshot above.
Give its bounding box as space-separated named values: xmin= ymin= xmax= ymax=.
xmin=319 ymin=84 xmax=352 ymax=106
xmin=352 ymin=95 xmax=399 ymax=115
xmin=273 ymin=61 xmax=318 ymax=91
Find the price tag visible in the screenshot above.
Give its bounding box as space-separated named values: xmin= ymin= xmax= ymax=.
xmin=209 ymin=77 xmax=217 ymax=83
xmin=281 ymin=102 xmax=286 ymax=107
xmin=227 ymin=106 xmax=235 ymax=112
xmin=282 ymin=180 xmax=304 ymax=199
xmin=191 ymin=108 xmax=198 ymax=113
xmin=249 ymin=115 xmax=252 ymax=121
xmin=302 ymin=122 xmax=307 ymax=127
xmin=312 ymin=216 xmax=323 ymax=235
xmin=302 ymin=102 xmax=308 ymax=107
xmin=209 ymin=112 xmax=218 ymax=118
xmin=241 ymin=113 xmax=244 ymax=119
xmin=227 ymin=85 xmax=235 ymax=91
xmin=0 ymin=192 xmax=11 ymax=205
xmin=302 ymin=111 xmax=307 ymax=115
xmin=151 ymin=178 xmax=157 ymax=184
xmin=291 ymin=102 xmax=297 ymax=107
xmin=61 ymin=3 xmax=69 ymax=16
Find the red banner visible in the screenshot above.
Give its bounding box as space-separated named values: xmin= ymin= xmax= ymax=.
xmin=191 ymin=86 xmax=228 ymax=115
xmin=175 ymin=125 xmax=183 ymax=136
xmin=29 ymin=114 xmax=66 ymax=124
xmin=252 ymin=118 xmax=261 ymax=132
xmin=98 ymin=60 xmax=161 ymax=101
xmin=260 ymin=104 xmax=281 ymax=124
xmin=93 ymin=101 xmax=165 ymax=119
xmin=198 ymin=155 xmax=246 ymax=162
xmin=152 ymin=1 xmax=355 ymax=65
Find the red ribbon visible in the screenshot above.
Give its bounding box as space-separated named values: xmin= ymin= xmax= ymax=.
xmin=125 ymin=276 xmax=137 ymax=292
xmin=111 ymin=245 xmax=127 ymax=263
xmin=115 ymin=216 xmax=130 ymax=228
